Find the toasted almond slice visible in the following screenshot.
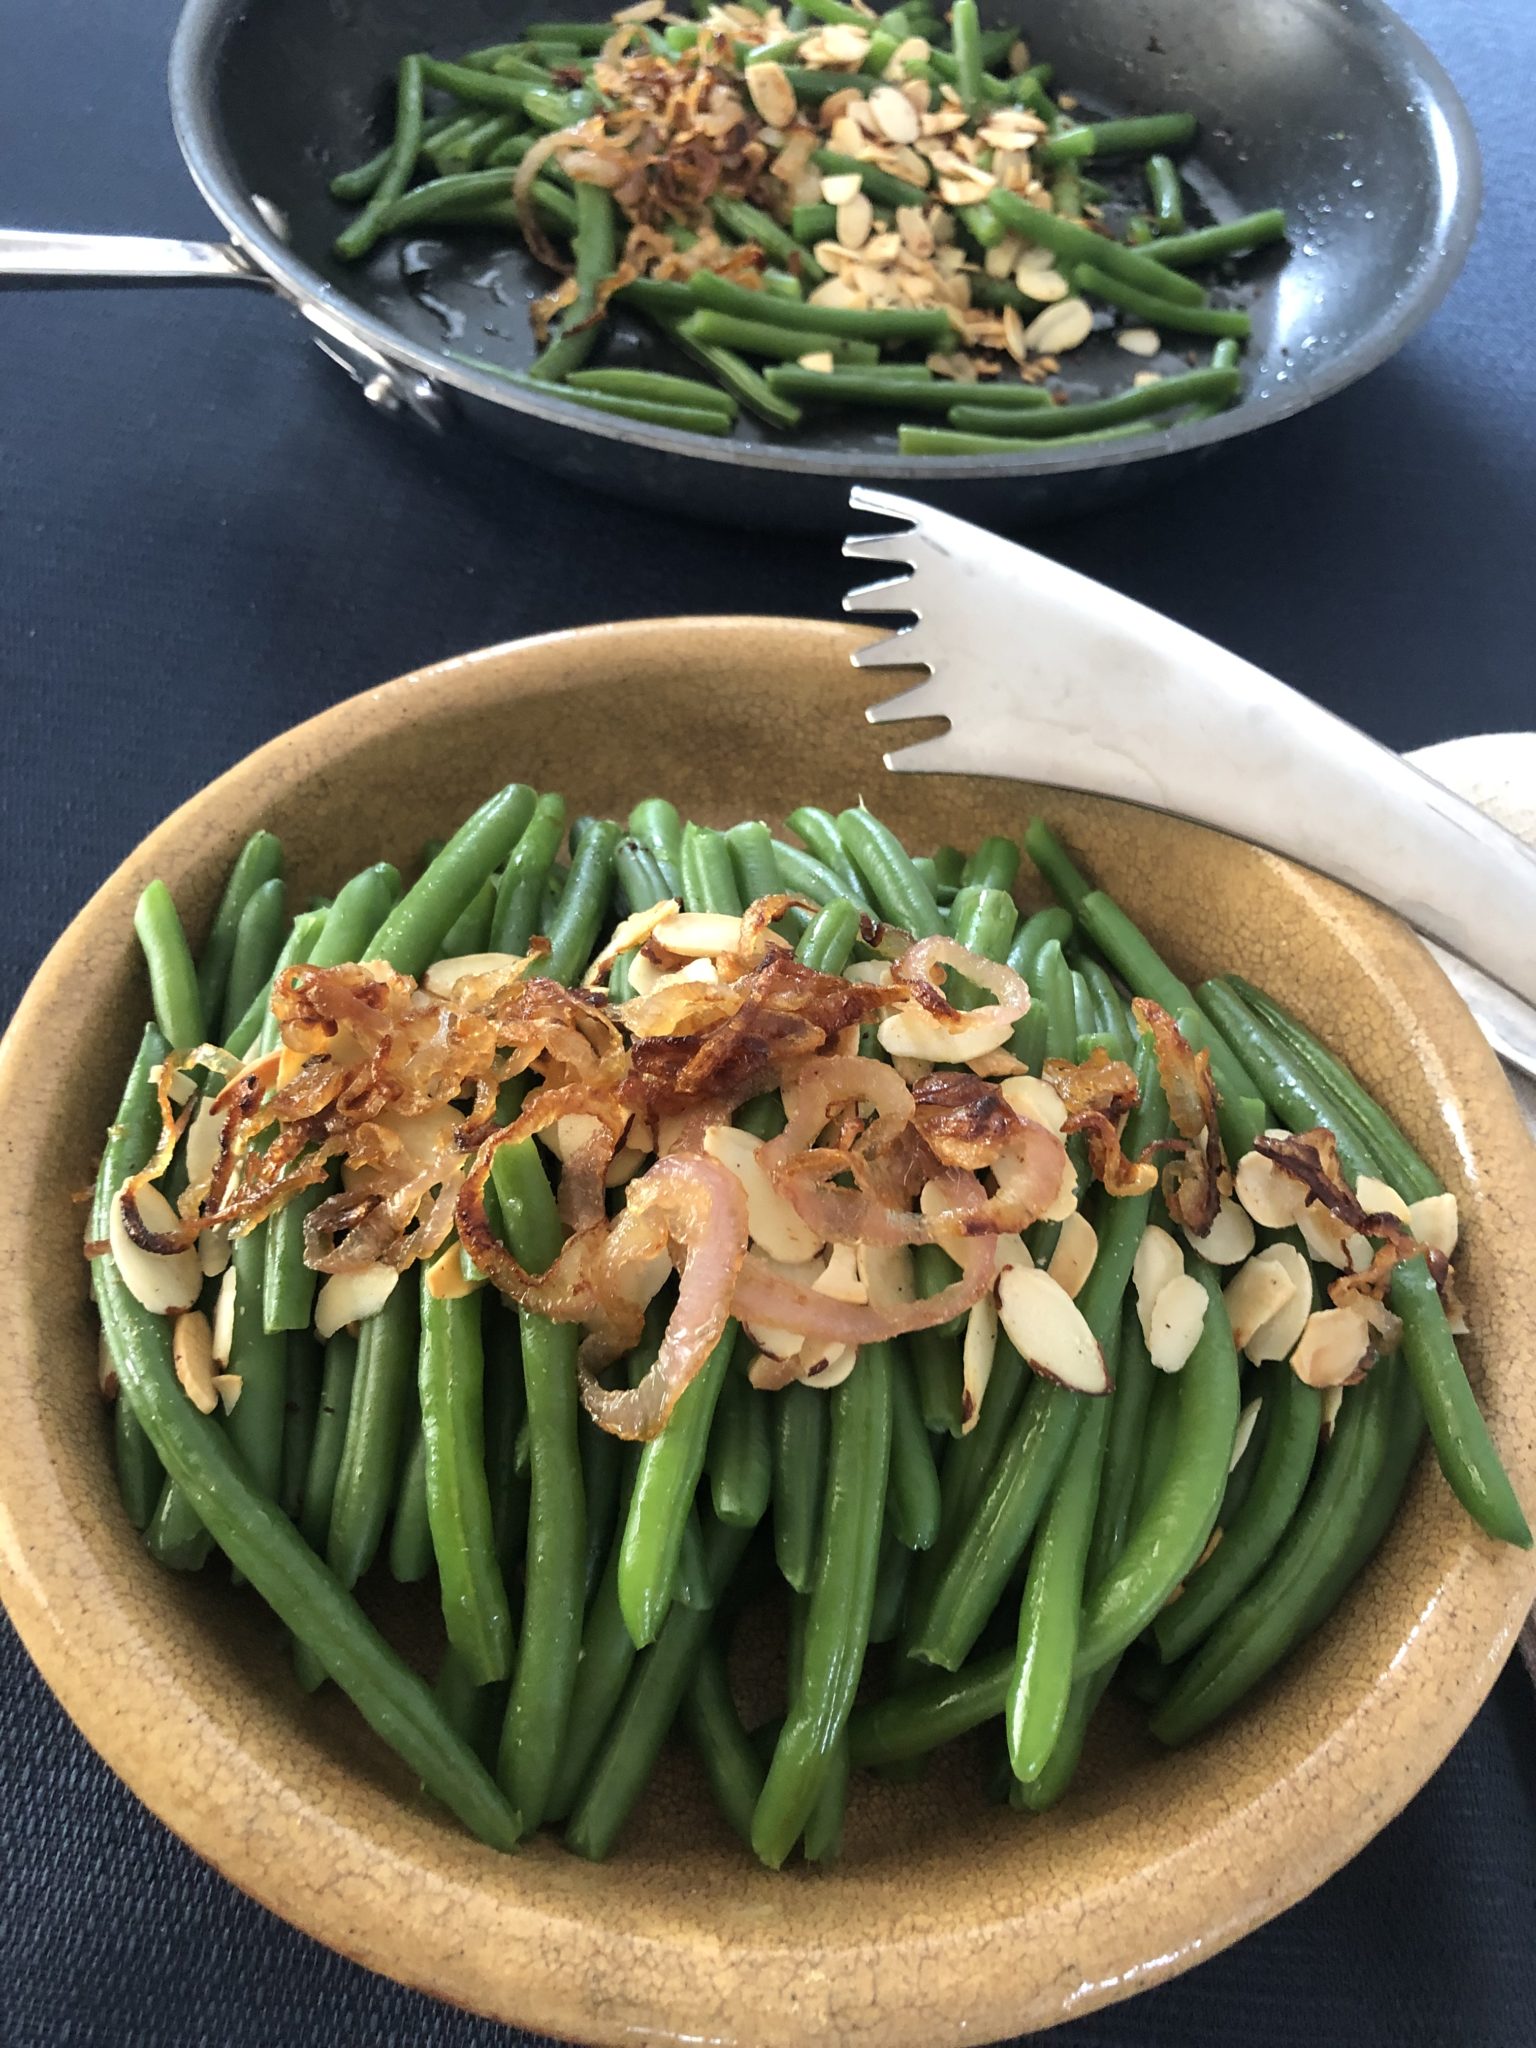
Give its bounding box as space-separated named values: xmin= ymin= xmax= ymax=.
xmin=1243 ymin=1242 xmax=1313 ymax=1362
xmin=210 ymin=1264 xmax=237 ymax=1366
xmin=1353 ymin=1173 xmax=1411 ymax=1225
xmin=198 ymin=1224 xmax=232 ymax=1278
xmin=426 ymin=1244 xmax=482 ymax=1300
xmin=1001 ymin=303 xmax=1027 ymax=364
xmin=877 ymin=1006 xmax=1013 ymax=1064
xmin=807 ymin=275 xmax=863 ymax=311
xmin=1184 ymin=1194 xmax=1256 ymax=1267
xmin=1234 ymin=1146 xmax=1305 ymax=1229
xmin=212 ymin=1372 xmax=243 ymax=1413
xmin=1229 ymin=1395 xmax=1262 ymax=1473
xmin=605 ymin=1145 xmax=648 ymax=1188
xmin=1408 ymin=1191 xmax=1459 ymax=1256
xmin=632 ymin=955 xmax=720 ymax=1000
xmin=1147 ymin=1272 xmax=1209 ymax=1373
xmin=857 ymin=1241 xmax=915 ymax=1309
xmin=828 ymin=114 xmax=868 ymax=157
xmin=184 ymin=1093 xmax=230 ymax=1194
xmin=797 ymin=349 xmax=838 ymax=373
xmin=1223 ymin=1254 xmax=1296 ymax=1351
xmin=613 ymin=0 xmax=664 ymax=19
xmin=993 ymin=1230 xmax=1033 ymax=1276
xmin=702 ymin=1124 xmax=824 ymax=1263
xmin=1115 ymin=326 xmax=1161 ymax=357
xmin=802 ymin=1341 xmax=859 ymax=1388
xmin=1046 ymin=1210 xmax=1097 ymax=1300
xmin=1320 ymin=1383 xmax=1344 ymax=1437
xmin=651 ymin=909 xmax=743 ymax=957
xmin=109 ymin=1182 xmax=202 ymax=1319
xmin=961 ymin=1291 xmax=998 ymax=1432
xmin=745 ymin=59 xmax=796 ymax=129
xmin=815 ymin=1241 xmax=868 ymax=1305
xmin=997 ymin=1265 xmax=1110 ymax=1394
xmin=983 ymin=232 xmax=1023 ymax=279
xmin=423 ymin=951 xmax=532 ymax=998
xmin=998 ymin=1074 xmax=1067 ymax=1135
xmin=582 ymin=898 xmax=681 ymax=986
xmin=890 ymin=33 xmax=931 ymax=70
xmin=314 ymin=1262 xmax=399 ymax=1342
xmin=820 ymin=23 xmax=871 ymax=63
xmin=837 ymin=191 xmax=875 ymax=250
xmin=173 ymin=1310 xmax=219 ymax=1415
xmin=1015 ymin=242 xmax=1055 ymax=272
xmin=1012 ymin=265 xmax=1069 ymax=304
xmin=1297 ymin=1204 xmax=1351 ymax=1270
xmin=1132 ymin=1223 xmax=1184 ymax=1345
xmin=1290 ymin=1305 xmax=1373 ymax=1388
xmin=1021 ymin=295 xmax=1093 ymax=354
xmin=1038 ymin=1148 xmax=1080 ymax=1224
xmin=868 ymin=83 xmax=920 ymax=144
xmin=821 ymin=170 xmax=863 ymax=205
xmin=1132 ymin=369 xmax=1163 ymax=388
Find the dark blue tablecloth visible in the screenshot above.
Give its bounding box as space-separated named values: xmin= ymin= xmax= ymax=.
xmin=3 ymin=2 xmax=1534 ymax=2042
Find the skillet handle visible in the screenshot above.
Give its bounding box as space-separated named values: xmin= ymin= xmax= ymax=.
xmin=0 ymin=228 xmax=263 ymax=286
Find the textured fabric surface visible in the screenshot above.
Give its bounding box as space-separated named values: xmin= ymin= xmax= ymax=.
xmin=2 ymin=0 xmax=1534 ymax=2042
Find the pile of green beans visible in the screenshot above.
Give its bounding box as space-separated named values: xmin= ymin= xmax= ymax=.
xmin=90 ymin=786 xmax=1525 ymax=1870
xmin=326 ymin=4 xmax=1288 ymax=452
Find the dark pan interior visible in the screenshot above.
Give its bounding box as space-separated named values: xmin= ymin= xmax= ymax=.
xmin=199 ymin=0 xmax=1468 ymax=464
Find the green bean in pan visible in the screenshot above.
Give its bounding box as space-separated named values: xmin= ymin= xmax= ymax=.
xmin=528 ymin=182 xmax=618 ymax=384
xmin=195 ymin=830 xmax=284 ymax=1028
xmin=1147 ymin=209 xmax=1288 ymax=270
xmin=679 ymin=310 xmax=879 ymax=365
xmin=330 ymin=112 xmax=457 ymax=202
xmin=566 ymin=367 xmax=738 ymax=419
xmin=687 ymin=267 xmax=955 ymax=346
xmin=220 ymin=877 xmax=288 ymax=1041
xmin=96 ymin=1260 xmax=521 ymax=1850
xmin=491 ymin=791 xmax=567 ymax=954
xmin=645 ymin=306 xmax=806 ymax=431
xmin=334 ymin=56 xmax=426 ymax=262
xmin=1036 ymin=112 xmax=1197 ymax=166
xmin=1145 ymin=152 xmax=1186 ymax=234
xmin=945 ymin=366 xmax=1240 ymax=437
xmin=459 ymin=359 xmax=735 ymax=436
xmin=1074 ymin=264 xmax=1252 ymax=338
xmin=986 ymin=188 xmax=1208 ymax=307
xmin=133 ymin=880 xmax=205 ymax=1052
xmin=711 ymin=194 xmax=826 ymax=282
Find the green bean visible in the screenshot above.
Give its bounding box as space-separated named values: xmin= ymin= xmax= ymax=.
xmin=771 ymin=839 xmax=875 ymax=915
xmin=709 ymin=1339 xmax=774 ymax=1529
xmin=1394 ymin=1256 xmax=1530 ymax=1546
xmin=790 ymin=0 xmax=877 ymax=28
xmin=566 ymin=1517 xmax=752 ymax=1859
xmin=143 ymin=1467 xmax=212 ymax=1571
xmin=851 ymin=1643 xmax=1011 ymax=1766
xmin=679 ymin=309 xmax=876 ymax=366
xmin=419 ymin=1282 xmax=514 ymax=1682
xmin=543 ymin=1511 xmax=638 ymax=1821
xmin=279 ymin=1329 xmax=323 ymax=1524
xmin=1074 ymin=263 xmax=1251 ymax=338
xmin=899 ymin=422 xmax=1159 ymax=456
xmin=542 ymin=817 xmax=620 ymax=984
xmin=762 ymin=365 xmax=1048 ymax=413
xmin=948 ymin=366 xmax=1239 ymax=440
xmin=1146 ymin=209 xmax=1288 ymax=270
xmin=322 ymin=1277 xmax=420 ymax=1591
xmin=219 ymin=877 xmax=288 ymax=1041
xmin=837 ymin=805 xmax=945 ymax=937
xmin=528 ymin=180 xmax=617 ymax=382
xmin=945 ymin=884 xmax=1019 ymax=1003
xmin=688 ymin=265 xmax=954 ymax=344
xmin=133 ymin=880 xmax=205 ymax=1050
xmin=437 ymin=875 xmax=496 ymax=957
xmin=437 ymin=114 xmax=521 ymax=172
xmin=1006 ymin=907 xmax=1073 ymax=1072
xmin=869 ymin=1527 xmax=915 ymax=1643
xmin=887 ymin=1354 xmax=941 ymax=1550
xmin=297 ymin=1330 xmax=359 ymax=1556
xmin=92 ymin=1022 xmax=171 ymax=1528
xmin=673 ymin=1505 xmax=714 ymax=1610
xmin=491 ymin=791 xmax=567 ymax=954
xmin=950 ymin=0 xmax=984 ymax=113
xmin=387 ymin=1417 xmax=434 ymax=1582
xmin=1154 ymin=1362 xmax=1324 ymax=1660
xmin=1196 ymin=979 xmax=1378 ymax=1185
xmin=484 ymin=1305 xmax=530 ymax=1576
xmin=96 ymin=1260 xmax=520 ymax=1850
xmin=959 ymin=835 xmax=1020 ymax=894
xmin=619 ymin=1324 xmax=736 ymax=1645
xmin=1085 ymin=1307 xmax=1154 ymax=1587
xmin=224 ymin=1227 xmax=286 ymax=1514
xmin=1008 ymin=1383 xmax=1111 ymax=1780
xmin=330 ymin=112 xmax=457 ymax=201
xmin=196 ymin=831 xmax=284 ymax=1029
xmin=680 ymin=822 xmax=745 ymax=917
xmin=745 ymin=32 xmax=809 ymax=64
xmin=417 ymin=113 xmax=483 ymax=176
xmin=626 ymin=797 xmax=684 ymax=894
xmin=1075 ymin=1256 xmax=1240 ymax=1675
xmin=1145 ymin=153 xmax=1186 ymax=234
xmin=752 ymin=1343 xmax=892 ymax=1866
xmin=772 ymin=1379 xmax=829 ymax=1592
xmin=566 ymin=367 xmax=737 ymax=418
xmin=1077 ymin=959 xmax=1132 ymax=1061
xmin=224 ymin=908 xmax=327 ymax=1062
xmin=1151 ymin=1359 xmax=1421 ymax=1745
xmin=383 ymin=177 xmax=573 ymax=238
xmin=643 ymin=302 xmax=805 ymax=430
xmin=723 ymin=820 xmax=787 ymax=915
xmin=581 ymin=1412 xmax=625 ymax=1605
xmin=801 ymin=1731 xmax=850 ymax=1863
xmin=335 ymin=56 xmax=426 ymax=262
xmin=711 ymin=193 xmax=826 ymax=281
xmin=1216 ymin=1385 xmax=1270 ymax=1532
xmin=793 ymin=898 xmax=862 ymax=979
xmin=462 ymin=357 xmax=733 ymax=435
xmin=493 ymin=1137 xmax=586 ymax=1827
xmin=1036 ymin=112 xmax=1197 ymax=166
xmin=986 ymin=187 xmax=1206 ymax=306
xmin=685 ymin=1638 xmax=764 ymax=1846
xmin=369 ymin=781 xmax=537 ymax=978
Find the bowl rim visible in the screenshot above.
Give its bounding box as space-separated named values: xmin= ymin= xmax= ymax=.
xmin=1 ymin=614 xmax=1533 ymax=2045
xmin=165 ymin=0 xmax=1482 ymax=484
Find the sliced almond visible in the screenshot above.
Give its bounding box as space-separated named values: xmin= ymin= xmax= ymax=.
xmin=1012 ymin=265 xmax=1068 ymax=303
xmin=1290 ymin=1305 xmax=1373 ymax=1389
xmin=1356 ymin=1174 xmax=1412 ymax=1225
xmin=1408 ymin=1191 xmax=1459 ymax=1257
xmin=802 ymin=1342 xmax=859 ymax=1388
xmin=1115 ymin=326 xmax=1161 ymax=358
xmin=582 ymin=898 xmax=681 ymax=986
xmin=631 ymin=954 xmax=719 ymax=1000
xmin=423 ymin=951 xmax=532 ymax=999
xmin=993 ymin=1230 xmax=1033 ymax=1277
xmin=605 ymin=1146 xmax=647 ymax=1188
xmin=1319 ymin=1384 xmax=1345 ymax=1436
xmin=814 ymin=1241 xmax=868 ymax=1305
xmin=426 ymin=1244 xmax=483 ymax=1300
xmin=837 ymin=191 xmax=875 ymax=250
xmin=1184 ymin=1194 xmax=1256 ymax=1267
xmin=1147 ymin=1272 xmax=1209 ymax=1373
xmin=745 ymin=60 xmax=796 ymax=129
xmin=184 ymin=1093 xmax=230 ymax=1194
xmin=868 ymin=84 xmax=920 ymax=144
xmin=198 ymin=1224 xmax=232 ymax=1278
xmin=1132 ymin=1223 xmax=1184 ymax=1345
xmin=1297 ymin=1204 xmax=1351 ymax=1270
xmin=857 ymin=1241 xmax=915 ymax=1309
xmin=895 ymin=204 xmax=934 ymax=257
xmin=1046 ymin=1211 xmax=1097 ymax=1300
xmin=1243 ymin=1242 xmax=1313 ymax=1362
xmin=1038 ymin=1148 xmax=1080 ymax=1224
xmin=651 ymin=909 xmax=743 ymax=958
xmin=1229 ymin=1396 xmax=1262 ymax=1473
xmin=997 ymin=1265 xmax=1110 ymax=1394
xmin=741 ymin=1252 xmax=826 ymax=1361
xmin=797 ymin=349 xmax=838 ymax=373
xmin=889 ymin=34 xmax=931 ymax=72
xmin=314 ymin=1262 xmax=399 ymax=1341
xmin=1021 ymin=295 xmax=1093 ymax=354
xmin=819 ymin=23 xmax=870 ymax=64
xmin=998 ymin=1073 xmax=1067 ymax=1135
xmin=212 ymin=1372 xmax=243 ymax=1413
xmin=1132 ymin=370 xmax=1163 ymax=389
xmin=1223 ymin=1254 xmax=1296 ymax=1351
xmin=702 ymin=1124 xmax=823 ymax=1263
xmin=537 ymin=1111 xmax=604 ymax=1163
xmin=211 ymin=1263 xmax=237 ymax=1367
xmin=109 ymin=1182 xmax=202 ymax=1319
xmin=1001 ymin=303 xmax=1028 ymax=364
xmin=877 ymin=1006 xmax=1013 ymax=1064
xmin=821 ymin=170 xmax=863 ymax=205
xmin=1234 ymin=1146 xmax=1305 ymax=1229
xmin=1015 ymin=242 xmax=1055 ymax=273
xmin=173 ymin=1310 xmax=218 ymax=1415
xmin=961 ymin=1292 xmax=998 ymax=1432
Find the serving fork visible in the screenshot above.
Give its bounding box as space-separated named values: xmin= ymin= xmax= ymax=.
xmin=843 ymin=487 xmax=1536 ymax=1082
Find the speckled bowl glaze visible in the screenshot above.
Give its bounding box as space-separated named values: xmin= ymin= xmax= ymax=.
xmin=1 ymin=617 xmax=1532 ymax=2044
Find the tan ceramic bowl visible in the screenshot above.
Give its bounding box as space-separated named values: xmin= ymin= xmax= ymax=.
xmin=1 ymin=618 xmax=1532 ymax=2044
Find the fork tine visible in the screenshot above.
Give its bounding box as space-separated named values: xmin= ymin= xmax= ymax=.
xmin=862 ymin=674 xmax=950 ymax=725
xmin=842 ymin=528 xmax=920 ymax=569
xmin=848 ymin=484 xmax=925 ymax=527
xmin=879 ymin=730 xmax=967 ymax=773
xmin=842 ymin=571 xmax=918 ymax=615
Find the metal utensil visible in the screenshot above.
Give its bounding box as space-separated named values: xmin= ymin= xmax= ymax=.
xmin=844 ymin=487 xmax=1536 ymax=1073
xmin=0 ymin=0 xmax=1478 ymax=530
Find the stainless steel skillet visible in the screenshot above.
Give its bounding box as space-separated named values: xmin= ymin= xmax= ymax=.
xmin=0 ymin=0 xmax=1478 ymax=531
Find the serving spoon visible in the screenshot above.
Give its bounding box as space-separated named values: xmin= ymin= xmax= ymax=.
xmin=842 ymin=487 xmax=1536 ymax=1081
